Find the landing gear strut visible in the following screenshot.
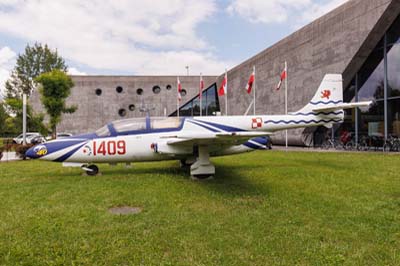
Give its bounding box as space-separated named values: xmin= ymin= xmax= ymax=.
xmin=190 ymin=145 xmax=215 ymax=180
xmin=82 ymin=164 xmax=99 ymax=176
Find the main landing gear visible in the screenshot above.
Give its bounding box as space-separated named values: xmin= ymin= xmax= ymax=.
xmin=82 ymin=164 xmax=99 ymax=176
xmin=190 ymin=145 xmax=215 ymax=180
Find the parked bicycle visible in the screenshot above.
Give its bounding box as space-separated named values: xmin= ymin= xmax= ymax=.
xmin=383 ymin=135 xmax=400 ymax=152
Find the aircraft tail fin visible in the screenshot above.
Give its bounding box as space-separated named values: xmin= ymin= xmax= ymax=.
xmin=291 ymin=74 xmax=372 ymax=128
xmin=296 ymin=74 xmax=343 ymax=113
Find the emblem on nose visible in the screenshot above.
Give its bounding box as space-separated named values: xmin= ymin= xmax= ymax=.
xmin=34 ymin=145 xmax=48 ymax=157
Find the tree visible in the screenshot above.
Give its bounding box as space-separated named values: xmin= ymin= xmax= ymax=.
xmin=35 ymin=70 xmax=77 ymax=137
xmin=4 ymin=43 xmax=67 ymax=134
xmin=5 ymin=43 xmax=67 ymax=98
xmin=0 ymin=103 xmax=8 ymax=136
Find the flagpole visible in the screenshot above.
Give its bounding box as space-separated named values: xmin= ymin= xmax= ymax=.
xmin=225 ymin=69 xmax=228 ymax=116
xmin=253 ymin=65 xmax=256 ymax=115
xmin=200 ymin=73 xmax=202 ymax=117
xmin=177 ymin=77 xmax=180 ymax=119
xmin=285 ymin=61 xmax=288 ymax=149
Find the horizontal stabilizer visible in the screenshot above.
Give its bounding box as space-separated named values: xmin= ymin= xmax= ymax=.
xmin=312 ymin=101 xmax=372 ymax=112
xmin=167 ymin=131 xmax=273 ymax=146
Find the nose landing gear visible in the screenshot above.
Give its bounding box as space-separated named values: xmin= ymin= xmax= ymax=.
xmin=82 ymin=164 xmax=99 ymax=176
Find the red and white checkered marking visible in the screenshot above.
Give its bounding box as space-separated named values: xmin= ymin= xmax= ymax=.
xmin=252 ymin=117 xmax=263 ymax=129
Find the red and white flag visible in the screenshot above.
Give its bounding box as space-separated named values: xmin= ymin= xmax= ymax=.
xmin=245 ymin=69 xmax=255 ymax=94
xmin=276 ymin=66 xmax=287 ymax=90
xmin=199 ymin=73 xmax=204 ymax=99
xmin=177 ymin=77 xmax=182 ymax=101
xmin=218 ymin=72 xmax=227 ymax=96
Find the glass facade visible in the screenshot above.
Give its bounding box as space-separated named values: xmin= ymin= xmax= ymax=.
xmin=170 ymin=83 xmax=220 ymax=117
xmin=316 ymin=16 xmax=400 ymax=146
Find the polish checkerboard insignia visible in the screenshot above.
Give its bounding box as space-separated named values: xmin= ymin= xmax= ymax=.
xmin=252 ymin=117 xmax=263 ymax=129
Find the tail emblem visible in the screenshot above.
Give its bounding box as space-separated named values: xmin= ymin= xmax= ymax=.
xmin=321 ymin=90 xmax=331 ymax=99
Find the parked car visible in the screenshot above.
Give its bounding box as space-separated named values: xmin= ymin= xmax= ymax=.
xmin=12 ymin=132 xmax=42 ymax=144
xmin=57 ymin=132 xmax=73 ymax=138
xmin=30 ymin=135 xmax=47 ymax=145
xmin=45 ymin=132 xmax=73 ymax=140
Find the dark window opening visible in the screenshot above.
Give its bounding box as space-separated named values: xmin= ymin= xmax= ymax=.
xmin=181 ymin=89 xmax=187 ymax=97
xmin=152 ymin=85 xmax=161 ymax=94
xmin=118 ymin=108 xmax=127 ymax=117
xmin=95 ymin=88 xmax=102 ymax=96
xmin=116 ymin=86 xmax=123 ymax=93
xmin=137 ymin=88 xmax=143 ymax=95
xmin=169 ymin=83 xmax=220 ymax=117
xmin=166 ymin=84 xmax=172 ymax=90
xmin=129 ymin=104 xmax=135 ymax=111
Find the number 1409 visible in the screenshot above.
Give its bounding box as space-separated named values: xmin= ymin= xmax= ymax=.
xmin=93 ymin=140 xmax=126 ymax=156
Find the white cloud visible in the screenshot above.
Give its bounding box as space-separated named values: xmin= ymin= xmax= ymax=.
xmin=0 ymin=46 xmax=16 ymax=99
xmin=0 ymin=0 xmax=234 ymax=75
xmin=227 ymin=0 xmax=348 ymax=26
xmin=300 ymin=0 xmax=348 ymax=25
xmin=68 ymin=67 xmax=87 ymax=76
xmin=227 ymin=0 xmax=312 ymax=24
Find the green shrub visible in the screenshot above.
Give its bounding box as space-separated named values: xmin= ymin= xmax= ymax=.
xmin=15 ymin=144 xmax=34 ymax=160
xmin=2 ymin=138 xmax=14 ymax=146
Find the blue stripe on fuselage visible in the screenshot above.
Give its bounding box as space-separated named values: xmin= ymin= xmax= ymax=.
xmin=243 ymin=141 xmax=265 ymax=150
xmin=187 ymin=120 xmax=221 ymax=132
xmin=196 ymin=120 xmax=246 ymax=132
xmin=53 ymin=142 xmax=88 ymax=162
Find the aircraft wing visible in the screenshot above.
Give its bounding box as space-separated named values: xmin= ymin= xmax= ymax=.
xmin=312 ymin=101 xmax=372 ymax=112
xmin=166 ymin=131 xmax=273 ymax=146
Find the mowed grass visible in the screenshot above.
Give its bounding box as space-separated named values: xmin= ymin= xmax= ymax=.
xmin=0 ymin=151 xmax=399 ymax=265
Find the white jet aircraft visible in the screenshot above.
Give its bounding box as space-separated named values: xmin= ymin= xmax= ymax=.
xmin=26 ymin=74 xmax=371 ymax=179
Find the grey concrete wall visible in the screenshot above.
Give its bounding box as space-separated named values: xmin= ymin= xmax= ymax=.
xmin=30 ymin=75 xmax=217 ymax=134
xmin=216 ymin=0 xmax=399 ymax=145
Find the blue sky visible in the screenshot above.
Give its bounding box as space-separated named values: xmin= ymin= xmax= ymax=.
xmin=0 ymin=0 xmax=348 ymax=96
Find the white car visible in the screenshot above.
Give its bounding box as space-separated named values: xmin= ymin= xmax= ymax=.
xmin=12 ymin=132 xmax=42 ymax=144
xmin=45 ymin=132 xmax=73 ymax=140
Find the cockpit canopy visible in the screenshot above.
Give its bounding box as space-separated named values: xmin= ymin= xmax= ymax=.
xmin=95 ymin=117 xmax=183 ymax=137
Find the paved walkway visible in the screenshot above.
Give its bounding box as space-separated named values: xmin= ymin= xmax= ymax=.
xmin=272 ymin=145 xmax=397 ymax=154
xmin=0 ymin=152 xmax=21 ymax=162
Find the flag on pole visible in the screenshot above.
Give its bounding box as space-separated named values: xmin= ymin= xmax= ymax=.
xmin=218 ymin=72 xmax=227 ymax=96
xmin=199 ymin=73 xmax=204 ymax=99
xmin=245 ymin=69 xmax=255 ymax=94
xmin=177 ymin=77 xmax=182 ymax=101
xmin=276 ymin=66 xmax=287 ymax=90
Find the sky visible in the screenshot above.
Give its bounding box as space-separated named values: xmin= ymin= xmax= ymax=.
xmin=0 ymin=0 xmax=348 ymax=98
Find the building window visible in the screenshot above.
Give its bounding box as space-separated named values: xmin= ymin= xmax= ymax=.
xmin=116 ymin=86 xmax=123 ymax=93
xmin=330 ymin=15 xmax=400 ymax=146
xmin=181 ymin=89 xmax=187 ymax=97
xmin=136 ymin=88 xmax=143 ymax=95
xmin=169 ymin=83 xmax=220 ymax=117
xmin=152 ymin=85 xmax=161 ymax=94
xmin=118 ymin=108 xmax=127 ymax=117
xmin=166 ymin=84 xmax=172 ymax=90
xmin=95 ymin=88 xmax=102 ymax=96
xmin=129 ymin=104 xmax=135 ymax=111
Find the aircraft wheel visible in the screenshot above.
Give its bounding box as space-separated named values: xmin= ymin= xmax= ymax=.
xmin=86 ymin=164 xmax=99 ymax=176
xmin=191 ymin=174 xmax=213 ymax=180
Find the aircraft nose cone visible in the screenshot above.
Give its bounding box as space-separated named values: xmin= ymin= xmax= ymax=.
xmin=26 ymin=144 xmax=48 ymax=159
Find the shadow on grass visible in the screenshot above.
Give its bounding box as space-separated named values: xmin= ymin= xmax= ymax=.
xmin=52 ymin=160 xmax=269 ymax=198
xmin=193 ymin=163 xmax=270 ymax=198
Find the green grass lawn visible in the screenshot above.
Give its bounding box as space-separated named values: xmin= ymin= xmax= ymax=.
xmin=0 ymin=151 xmax=399 ymax=265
